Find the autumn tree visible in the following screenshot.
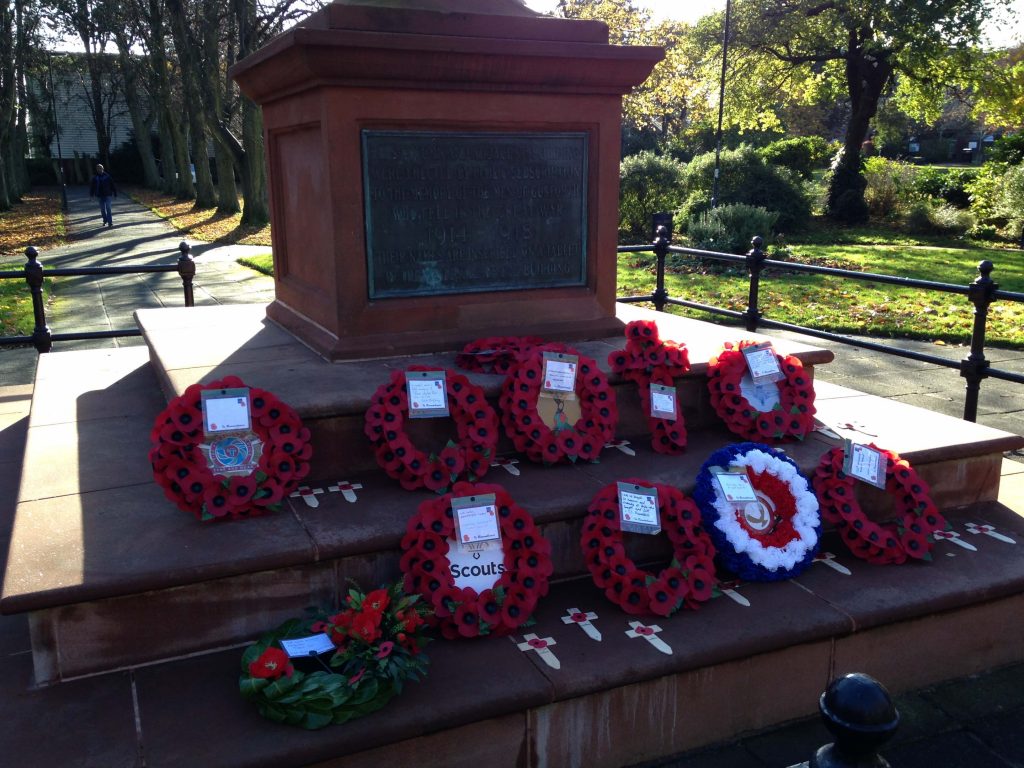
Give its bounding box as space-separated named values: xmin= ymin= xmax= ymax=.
xmin=719 ymin=0 xmax=1009 ymax=222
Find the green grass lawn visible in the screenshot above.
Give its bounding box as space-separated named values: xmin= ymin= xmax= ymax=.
xmin=0 ymin=275 xmax=55 ymax=338
xmin=237 ymin=253 xmax=273 ymax=276
xmin=619 ymin=227 xmax=1024 ymax=347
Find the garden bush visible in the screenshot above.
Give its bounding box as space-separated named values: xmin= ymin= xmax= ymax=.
xmin=619 ymin=151 xmax=686 ymax=241
xmin=989 ymin=133 xmax=1024 ymax=166
xmin=677 ymin=146 xmax=810 ymax=232
xmin=758 ymin=136 xmax=832 ymax=180
xmin=905 ymin=201 xmax=976 ymax=236
xmin=862 ymin=157 xmax=915 ymax=218
xmin=1000 ymin=164 xmax=1024 ymax=235
xmin=686 ymin=203 xmax=779 ymax=254
xmin=911 ymin=166 xmax=977 ymax=208
xmin=966 ymin=162 xmax=1010 ymax=226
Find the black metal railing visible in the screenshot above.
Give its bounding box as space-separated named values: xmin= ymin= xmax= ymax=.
xmin=0 ymin=241 xmax=196 ymax=353
xmin=617 ymin=215 xmax=1024 ymax=423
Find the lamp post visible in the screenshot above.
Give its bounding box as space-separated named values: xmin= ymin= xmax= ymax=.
xmin=46 ymin=51 xmax=68 ymax=212
xmin=711 ymin=0 xmax=731 ymax=209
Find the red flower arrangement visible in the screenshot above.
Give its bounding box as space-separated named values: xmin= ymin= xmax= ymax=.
xmin=240 ymin=581 xmax=432 ymax=730
xmin=400 ymin=481 xmax=553 ymax=638
xmin=813 ymin=445 xmax=947 ymax=564
xmin=364 ymin=366 xmax=499 ymax=493
xmin=499 ymin=346 xmax=618 ymax=464
xmin=579 ymin=480 xmax=718 ymax=617
xmin=608 ymin=319 xmax=690 ymax=454
xmin=149 ymin=376 xmax=312 ymax=522
xmin=455 ymin=336 xmax=546 ymax=375
xmin=706 ymin=340 xmax=816 ymax=441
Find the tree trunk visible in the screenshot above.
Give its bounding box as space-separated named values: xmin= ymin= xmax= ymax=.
xmin=214 ymin=140 xmax=239 ymax=213
xmin=158 ymin=114 xmax=176 ymax=194
xmin=239 ymin=96 xmax=267 ymax=225
xmin=115 ymin=43 xmax=161 ymax=189
xmin=165 ymin=106 xmax=195 ymax=199
xmin=825 ymin=38 xmax=892 ymax=224
xmin=0 ymin=154 xmax=11 ymax=211
xmin=189 ymin=115 xmax=215 ymax=207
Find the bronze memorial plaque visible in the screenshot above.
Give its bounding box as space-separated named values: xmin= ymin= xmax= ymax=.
xmin=362 ymin=131 xmax=588 ymax=299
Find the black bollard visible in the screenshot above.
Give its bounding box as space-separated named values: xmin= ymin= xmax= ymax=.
xmin=810 ymin=673 xmax=899 ymax=768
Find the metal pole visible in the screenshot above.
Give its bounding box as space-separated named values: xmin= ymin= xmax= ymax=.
xmin=651 ymin=213 xmax=672 ymax=313
xmin=177 ymin=241 xmax=195 ymax=307
xmin=24 ymin=247 xmax=53 ymax=353
xmin=711 ymin=0 xmax=731 ymax=209
xmin=46 ymin=52 xmax=68 ymax=212
xmin=961 ymin=260 xmax=996 ymax=422
xmin=744 ymin=235 xmax=765 ymax=332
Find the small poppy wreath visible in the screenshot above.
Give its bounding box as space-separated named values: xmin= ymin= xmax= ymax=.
xmin=149 ymin=376 xmax=312 ymax=522
xmin=455 ymin=336 xmax=546 ymax=375
xmin=399 ymin=481 xmax=553 ymax=639
xmin=608 ymin=319 xmax=690 ymax=455
xmin=812 ymin=445 xmax=947 ymax=564
xmin=707 ymin=340 xmax=816 ymax=442
xmin=499 ymin=346 xmax=618 ymax=464
xmin=693 ymin=443 xmax=821 ymax=582
xmin=579 ymin=479 xmax=717 ymax=617
xmin=365 ymin=366 xmax=499 ymax=493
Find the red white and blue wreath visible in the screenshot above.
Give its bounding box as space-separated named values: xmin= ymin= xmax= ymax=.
xmin=580 ymin=480 xmax=717 ymax=617
xmin=707 ymin=341 xmax=816 ymax=442
xmin=499 ymin=346 xmax=618 ymax=464
xmin=693 ymin=443 xmax=821 ymax=581
xmin=399 ymin=481 xmax=553 ymax=639
xmin=365 ymin=366 xmax=499 ymax=493
xmin=150 ymin=376 xmax=312 ymax=522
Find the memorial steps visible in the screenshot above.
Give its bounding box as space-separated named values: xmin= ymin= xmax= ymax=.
xmin=2 ymin=303 xmax=1023 ymax=767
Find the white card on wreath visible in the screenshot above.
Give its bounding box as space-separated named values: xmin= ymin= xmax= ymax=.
xmin=201 ymin=387 xmax=251 ymax=435
xmin=279 ymin=633 xmax=336 ymax=658
xmin=406 ymin=370 xmax=449 ymax=418
xmin=715 ymin=472 xmax=757 ymax=503
xmin=618 ymin=482 xmax=660 ymax=535
xmin=843 ymin=440 xmax=886 ymax=489
xmin=649 ymin=383 xmax=678 ymax=420
xmin=541 ymin=351 xmax=579 ymax=398
xmin=742 ymin=342 xmax=784 ymax=384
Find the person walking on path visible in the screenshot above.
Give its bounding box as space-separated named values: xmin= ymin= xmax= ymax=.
xmin=89 ymin=163 xmax=117 ymax=227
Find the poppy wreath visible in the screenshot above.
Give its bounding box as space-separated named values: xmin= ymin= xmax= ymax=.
xmin=149 ymin=376 xmax=312 ymax=522
xmin=499 ymin=346 xmax=618 ymax=464
xmin=608 ymin=319 xmax=690 ymax=455
xmin=364 ymin=366 xmax=499 ymax=493
xmin=812 ymin=445 xmax=947 ymax=564
xmin=580 ymin=479 xmax=718 ymax=617
xmin=693 ymin=443 xmax=821 ymax=582
xmin=455 ymin=336 xmax=546 ymax=375
xmin=399 ymin=481 xmax=553 ymax=639
xmin=239 ymin=581 xmax=432 ymax=730
xmin=706 ymin=340 xmax=816 ymax=442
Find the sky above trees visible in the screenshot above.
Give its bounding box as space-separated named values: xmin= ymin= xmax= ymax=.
xmin=524 ymin=0 xmax=1024 ymax=49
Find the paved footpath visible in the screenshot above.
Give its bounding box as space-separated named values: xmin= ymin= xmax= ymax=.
xmin=0 ymin=184 xmax=274 ymax=386
xmin=1 ymin=187 xmax=1023 ymax=766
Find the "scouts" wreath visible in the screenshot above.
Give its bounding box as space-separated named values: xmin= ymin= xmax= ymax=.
xmin=694 ymin=443 xmax=821 ymax=581
xmin=499 ymin=347 xmax=617 ymax=464
xmin=400 ymin=482 xmax=552 ymax=639
xmin=239 ymin=581 xmax=431 ymax=730
xmin=707 ymin=341 xmax=816 ymax=441
xmin=150 ymin=376 xmax=312 ymax=522
xmin=365 ymin=367 xmax=499 ymax=493
xmin=580 ymin=479 xmax=717 ymax=616
xmin=608 ymin=319 xmax=690 ymax=455
xmin=813 ymin=445 xmax=947 ymax=564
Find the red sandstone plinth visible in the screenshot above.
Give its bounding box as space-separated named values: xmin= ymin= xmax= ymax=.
xmin=230 ymin=0 xmax=663 ymax=360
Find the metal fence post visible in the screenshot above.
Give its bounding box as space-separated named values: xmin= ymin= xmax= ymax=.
xmin=961 ymin=259 xmax=997 ymax=422
xmin=744 ymin=235 xmax=766 ymax=332
xmin=24 ymin=247 xmax=53 ymax=353
xmin=177 ymin=241 xmax=195 ymax=307
xmin=810 ymin=672 xmax=899 ymax=768
xmin=651 ymin=212 xmax=672 ymax=313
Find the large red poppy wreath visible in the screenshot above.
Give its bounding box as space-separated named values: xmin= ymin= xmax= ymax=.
xmin=499 ymin=346 xmax=618 ymax=464
xmin=813 ymin=445 xmax=947 ymax=564
xmin=580 ymin=480 xmax=718 ymax=616
xmin=707 ymin=340 xmax=816 ymax=442
xmin=399 ymin=482 xmax=553 ymax=638
xmin=365 ymin=366 xmax=499 ymax=493
xmin=150 ymin=376 xmax=312 ymax=522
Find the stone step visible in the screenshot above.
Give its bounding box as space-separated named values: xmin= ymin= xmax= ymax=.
xmin=4 ymin=327 xmax=1022 ymax=683
xmin=10 ymin=499 xmax=1023 ymax=768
